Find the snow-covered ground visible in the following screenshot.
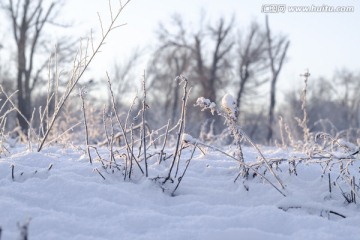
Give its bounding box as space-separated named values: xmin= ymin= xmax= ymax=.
xmin=0 ymin=144 xmax=359 ymax=240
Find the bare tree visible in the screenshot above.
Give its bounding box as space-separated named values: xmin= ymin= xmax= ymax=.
xmin=334 ymin=70 xmax=360 ymax=128
xmin=281 ymin=71 xmax=360 ymax=143
xmin=200 ymin=17 xmax=234 ymax=104
xmin=149 ymin=47 xmax=190 ymax=121
xmin=153 ymin=14 xmax=234 ymax=122
xmin=265 ymin=15 xmax=290 ymax=142
xmin=140 ymin=15 xmax=188 ymax=125
xmin=5 ymin=0 xmax=63 ymax=131
xmin=148 ymin=16 xmax=192 ymax=122
xmin=109 ymin=48 xmax=143 ymax=108
xmin=151 ymin=14 xmax=293 ymax=139
xmin=236 ymin=22 xmax=268 ymax=116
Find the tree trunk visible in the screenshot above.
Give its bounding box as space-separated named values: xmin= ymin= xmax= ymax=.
xmin=265 ymin=16 xmax=290 ymax=143
xmin=17 ymin=34 xmax=31 ymax=131
xmin=17 ymin=94 xmax=31 ymax=131
xmin=267 ymin=77 xmax=276 ymax=141
xmin=8 ymin=0 xmax=57 ymax=133
xmin=171 ymin=75 xmax=180 ymax=121
xmin=236 ymin=70 xmax=248 ymax=118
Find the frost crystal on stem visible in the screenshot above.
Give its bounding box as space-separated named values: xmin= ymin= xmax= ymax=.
xmin=195 ymin=94 xmax=244 ymax=163
xmin=195 ymin=97 xmax=216 ymax=115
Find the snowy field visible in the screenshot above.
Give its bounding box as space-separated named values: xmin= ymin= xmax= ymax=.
xmin=0 ymin=0 xmax=358 ymax=239
xmin=1 ymin=143 xmax=359 ymax=240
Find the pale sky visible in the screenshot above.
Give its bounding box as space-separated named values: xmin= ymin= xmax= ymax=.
xmin=62 ymin=0 xmax=359 ymax=93
xmin=2 ymin=0 xmax=360 ymax=98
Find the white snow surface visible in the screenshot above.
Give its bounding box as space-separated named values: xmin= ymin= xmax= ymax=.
xmin=1 ymin=145 xmax=359 ymax=240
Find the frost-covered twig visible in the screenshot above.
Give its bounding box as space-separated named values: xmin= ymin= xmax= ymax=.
xmin=80 ymin=88 xmax=92 ymax=164
xmin=239 ymin=128 xmax=285 ymax=189
xmin=164 ymin=75 xmax=189 ymax=183
xmin=128 ymin=123 xmax=135 ymax=179
xmin=159 ymin=119 xmax=171 ymax=164
xmin=294 ymin=69 xmax=311 ymax=151
xmin=141 ymin=71 xmax=148 ymax=177
xmin=278 ymin=206 xmax=346 ymax=219
xmin=172 ymin=143 xmax=197 ymax=196
xmin=182 ymin=134 xmax=286 ymax=197
xmin=37 ymin=0 xmax=132 ymax=152
xmin=0 ymin=86 xmax=36 ymax=141
xmin=195 ymin=94 xmax=285 ymax=190
xmin=106 ymin=73 xmax=144 ymax=175
xmin=94 ymin=168 xmax=106 ymax=180
xmin=196 ymin=94 xmax=244 ymax=163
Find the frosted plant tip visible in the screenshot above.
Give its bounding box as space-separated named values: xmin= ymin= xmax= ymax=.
xmin=182 ymin=133 xmax=195 ymax=144
xmin=196 ymin=97 xmax=211 ymax=106
xmin=222 ymin=94 xmax=237 ymax=117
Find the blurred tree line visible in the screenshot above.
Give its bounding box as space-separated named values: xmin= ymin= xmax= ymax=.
xmin=282 ymin=70 xmax=360 ymax=143
xmin=0 ymin=0 xmax=359 ymax=144
xmin=144 ymin=14 xmax=359 ymax=144
xmin=146 ymin=14 xmax=290 ymax=143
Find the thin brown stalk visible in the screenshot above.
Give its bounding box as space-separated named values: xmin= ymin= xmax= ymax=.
xmin=11 ymin=164 xmax=15 ymax=181
xmin=164 ymin=75 xmax=189 ymax=183
xmin=0 ymin=86 xmax=35 ymax=138
xmin=94 ymin=168 xmax=106 ymax=180
xmin=158 ymin=119 xmax=171 ymax=164
xmin=300 ymin=69 xmax=310 ymax=145
xmin=80 ymin=89 xmax=92 ymax=164
xmin=129 ymin=123 xmax=135 ymax=179
xmin=42 ymin=121 xmax=82 ymax=148
xmin=141 ymin=71 xmax=148 ymax=177
xmin=106 ymin=72 xmax=144 ymax=175
xmin=109 ymin=112 xmax=115 ymax=167
xmin=172 ymin=144 xmax=197 ymax=196
xmin=195 ymin=141 xmax=286 ymax=197
xmin=240 ymin=129 xmax=286 ymax=190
